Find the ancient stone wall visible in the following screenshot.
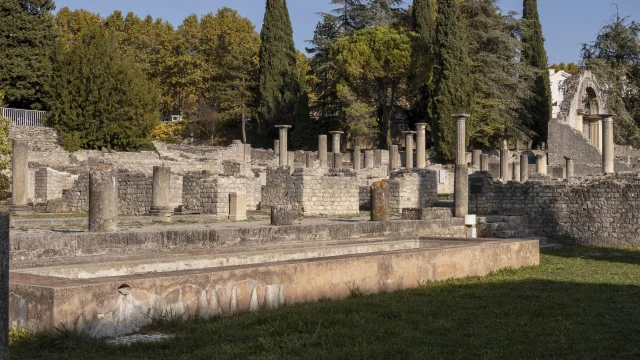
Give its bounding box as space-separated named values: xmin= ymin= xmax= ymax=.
xmin=387 ymin=170 xmax=438 ymax=212
xmin=287 ymin=168 xmax=359 ymax=216
xmin=34 ymin=168 xmax=78 ymax=203
xmin=9 ymin=126 xmax=65 ymax=153
xmin=182 ymin=172 xmax=259 ymax=215
xmin=469 ymin=172 xmax=640 ymax=247
xmin=262 ymin=167 xmax=290 ymax=207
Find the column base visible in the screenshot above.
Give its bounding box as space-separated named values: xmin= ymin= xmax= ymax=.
xmin=10 ymin=205 xmax=33 ymax=216
xmin=149 ymin=207 xmax=173 ymax=217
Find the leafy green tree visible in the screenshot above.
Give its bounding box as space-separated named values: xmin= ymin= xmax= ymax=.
xmin=0 ymin=0 xmax=56 ymax=109
xmin=55 ymin=7 xmax=103 ymax=48
xmin=522 ymin=0 xmax=552 ymax=145
xmin=257 ymin=0 xmax=306 ymax=143
xmin=46 ymin=24 xmax=160 ymax=151
xmin=430 ymin=0 xmax=472 ymax=161
xmin=582 ymin=13 xmax=640 ymax=146
xmin=462 ymin=0 xmax=537 ymax=148
xmin=334 ymin=26 xmax=425 ymax=148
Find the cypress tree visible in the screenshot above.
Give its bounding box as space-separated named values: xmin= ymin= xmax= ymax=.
xmin=46 ymin=25 xmax=160 ymax=152
xmin=257 ymin=0 xmax=302 ymax=139
xmin=522 ymin=0 xmax=552 ymax=144
xmin=411 ymin=0 xmax=436 ymax=132
xmin=430 ymin=0 xmax=472 ymax=162
xmin=0 ymin=0 xmax=56 ymax=109
xmin=412 ymin=0 xmax=436 ymax=44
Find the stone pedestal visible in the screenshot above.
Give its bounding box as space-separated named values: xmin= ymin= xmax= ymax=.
xmin=11 ymin=140 xmax=32 ymax=214
xmin=536 ymin=154 xmax=547 ymax=175
xmin=271 ymin=205 xmax=294 ymax=226
xmin=480 ymin=154 xmax=489 ymax=172
xmin=353 ymin=147 xmax=361 ymax=170
xmin=454 ymin=165 xmax=469 ymax=218
xmin=389 ymin=145 xmax=399 ymax=175
xmin=416 ymin=123 xmax=427 ymax=169
xmin=229 ymin=192 xmax=247 ymax=221
xmin=89 ymin=167 xmax=118 ymax=233
xmin=318 ymin=135 xmax=328 ymax=167
xmin=403 ymin=131 xmax=416 ymax=169
xmin=275 ymin=125 xmax=291 ymax=167
xmin=364 ymin=150 xmax=374 ymax=169
xmin=370 ymin=181 xmax=390 ymax=222
xmin=512 ymin=161 xmax=521 ymax=182
xmin=150 ymin=166 xmax=173 ymax=219
xmin=602 ymin=115 xmax=615 ymax=174
xmin=329 ymin=131 xmax=342 ymax=154
xmin=472 ymin=150 xmax=482 ymax=169
xmin=519 ymin=154 xmax=528 ymax=183
xmin=565 ymin=157 xmax=575 ymax=180
xmin=0 ymin=213 xmax=8 ymax=359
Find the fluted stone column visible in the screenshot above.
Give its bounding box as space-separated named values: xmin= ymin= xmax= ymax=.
xmin=602 ymin=114 xmax=615 ymax=174
xmin=329 ymin=131 xmax=342 ymax=154
xmin=89 ymin=167 xmax=118 ymax=233
xmin=500 ymin=140 xmax=510 ymax=181
xmin=565 ymin=157 xmax=575 ymax=180
xmin=589 ymin=119 xmax=600 ymax=151
xmin=512 ymin=161 xmax=521 ymax=182
xmin=536 ymin=153 xmax=548 ymax=175
xmin=520 ymin=153 xmax=529 ymax=183
xmin=318 ymin=135 xmax=328 ymax=167
xmin=453 ymin=114 xmax=470 ymax=218
xmin=11 ymin=140 xmax=31 ymax=214
xmin=480 ymin=154 xmax=489 ymax=172
xmin=472 ymin=150 xmax=482 ymax=169
xmin=389 ymin=145 xmax=399 ymax=175
xmin=334 ymin=153 xmax=342 ymax=169
xmin=364 ymin=150 xmax=374 ymax=169
xmin=416 ymin=123 xmax=427 ymax=168
xmin=275 ymin=125 xmax=291 ymax=167
xmin=0 ymin=212 xmax=8 ymax=359
xmin=353 ymin=146 xmax=362 ymax=170
xmin=150 ymin=166 xmax=173 ymax=219
xmin=403 ymin=131 xmax=416 ymax=169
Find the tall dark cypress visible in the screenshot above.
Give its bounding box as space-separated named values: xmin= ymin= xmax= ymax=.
xmin=522 ymin=0 xmax=552 ymax=145
xmin=0 ymin=0 xmax=56 ymax=110
xmin=430 ymin=0 xmax=472 ymax=162
xmin=411 ymin=0 xmax=436 ymax=132
xmin=412 ymin=0 xmax=436 ymax=44
xmin=257 ymin=0 xmax=301 ymax=138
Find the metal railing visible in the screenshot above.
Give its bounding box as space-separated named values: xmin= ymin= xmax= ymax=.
xmin=1 ymin=107 xmax=49 ymax=127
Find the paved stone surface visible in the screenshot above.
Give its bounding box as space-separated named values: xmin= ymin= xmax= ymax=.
xmin=107 ymin=333 xmax=174 ymax=346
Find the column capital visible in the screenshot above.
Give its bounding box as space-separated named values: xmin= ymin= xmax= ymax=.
xmin=275 ymin=125 xmax=292 ymax=130
xmin=329 ymin=131 xmax=343 ymax=135
xmin=600 ymin=114 xmax=615 ymax=123
xmin=564 ymin=156 xmax=575 ymax=161
xmin=452 ymin=114 xmax=470 ymax=120
xmin=402 ymin=131 xmax=417 ymax=135
xmin=415 ymin=123 xmax=427 ymax=130
xmin=577 ymin=108 xmax=585 ymax=116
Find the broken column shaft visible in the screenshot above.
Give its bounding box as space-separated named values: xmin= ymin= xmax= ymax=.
xmin=275 ymin=125 xmax=291 ymax=167
xmin=416 ymin=123 xmax=427 ymax=169
xmin=89 ymin=167 xmax=118 ymax=233
xmin=454 ymin=114 xmax=470 ymax=218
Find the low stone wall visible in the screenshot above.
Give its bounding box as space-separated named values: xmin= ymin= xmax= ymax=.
xmin=469 ymin=172 xmax=640 ymax=247
xmin=9 ymin=125 xmax=65 ymax=152
xmin=34 ymin=168 xmax=79 ymax=203
xmin=288 ymin=168 xmax=359 ymax=216
xmin=182 ymin=172 xmax=260 ymax=216
xmin=388 ymin=170 xmax=438 ymax=212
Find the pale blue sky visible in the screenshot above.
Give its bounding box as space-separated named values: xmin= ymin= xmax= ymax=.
xmin=53 ymin=0 xmax=640 ymax=64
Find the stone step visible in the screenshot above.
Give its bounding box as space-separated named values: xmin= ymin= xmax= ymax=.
xmin=481 ymin=221 xmax=520 ymax=232
xmin=478 ymin=215 xmax=523 ymax=224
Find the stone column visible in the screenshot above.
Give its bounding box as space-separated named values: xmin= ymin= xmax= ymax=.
xmin=512 ymin=161 xmax=521 ymax=182
xmin=229 ymin=192 xmax=247 ymax=221
xmin=275 ymin=125 xmax=292 ymax=167
xmin=370 ymin=181 xmax=390 ymax=221
xmin=416 ymin=123 xmax=427 ymax=169
xmin=500 ymin=140 xmax=510 ymax=181
xmin=472 ymin=150 xmax=482 ymax=169
xmin=589 ymin=119 xmax=600 ymax=151
xmin=89 ymin=167 xmax=118 ymax=233
xmin=480 ymin=154 xmax=489 ymax=172
xmin=274 ymin=140 xmax=280 ymax=156
xmin=306 ymin=153 xmax=315 ymax=168
xmin=364 ymin=150 xmax=374 ymax=169
xmin=403 ymin=131 xmax=416 ymax=169
xmin=0 ymin=212 xmax=8 ymax=359
xmin=334 ymin=152 xmax=343 ymax=169
xmin=576 ymin=108 xmax=585 ymax=133
xmin=318 ymin=135 xmax=328 ymax=167
xmin=150 ymin=166 xmax=173 ymax=218
xmin=389 ymin=145 xmax=399 ymax=175
xmin=602 ymin=114 xmax=615 ymax=174
xmin=565 ymin=157 xmax=575 ymax=180
xmin=329 ymin=131 xmax=342 ymax=154
xmin=11 ymin=140 xmax=31 ymax=214
xmin=536 ymin=153 xmax=547 ymax=175
xmin=453 ymin=114 xmax=470 ymax=218
xmin=353 ymin=146 xmax=362 ymax=170
xmin=520 ymin=153 xmax=529 ymax=183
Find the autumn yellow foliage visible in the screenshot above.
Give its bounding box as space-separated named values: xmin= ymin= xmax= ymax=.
xmin=152 ymin=122 xmax=186 ymax=144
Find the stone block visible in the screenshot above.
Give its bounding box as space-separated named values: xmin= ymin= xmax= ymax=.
xmin=271 ymin=205 xmax=294 ymax=226
xmin=229 ymin=192 xmax=247 ymax=221
xmin=370 ymin=181 xmax=390 ymax=222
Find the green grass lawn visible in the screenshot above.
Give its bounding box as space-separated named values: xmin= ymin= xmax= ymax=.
xmin=9 ymin=246 xmax=640 ymax=359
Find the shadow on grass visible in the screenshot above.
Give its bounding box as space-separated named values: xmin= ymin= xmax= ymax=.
xmin=544 ymin=245 xmax=640 ymax=265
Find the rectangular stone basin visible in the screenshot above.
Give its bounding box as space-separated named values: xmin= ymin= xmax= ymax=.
xmin=9 ymin=237 xmax=540 ymax=338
